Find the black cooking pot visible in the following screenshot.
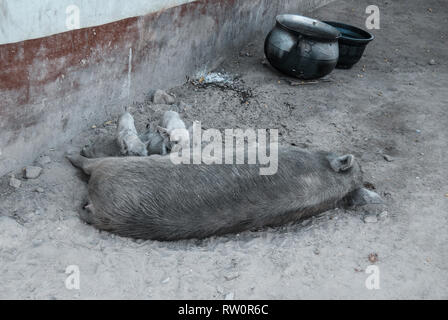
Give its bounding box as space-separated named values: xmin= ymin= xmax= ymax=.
xmin=323 ymin=21 xmax=374 ymax=69
xmin=264 ymin=14 xmax=341 ymax=80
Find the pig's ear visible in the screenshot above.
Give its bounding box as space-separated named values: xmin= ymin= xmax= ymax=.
xmin=349 ymin=188 xmax=383 ymax=206
xmin=328 ymin=154 xmax=354 ymax=172
xmin=157 ymin=126 xmax=170 ymax=137
xmin=157 ymin=126 xmax=167 ymax=133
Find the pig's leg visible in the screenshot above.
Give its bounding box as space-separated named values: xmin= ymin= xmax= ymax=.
xmin=67 ymin=155 xmax=101 ymax=175
xmin=347 ymin=188 xmax=383 ymax=206
xmin=80 ymin=203 xmax=96 ymax=224
xmin=156 ymin=126 xmax=171 ymax=155
xmin=161 ymin=143 xmax=168 ymax=155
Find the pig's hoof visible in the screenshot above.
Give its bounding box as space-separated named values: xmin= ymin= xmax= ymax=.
xmin=80 ymin=146 xmax=89 ymax=157
xmin=349 ymin=188 xmax=384 ymax=206
xmin=329 ymin=154 xmax=354 ymax=172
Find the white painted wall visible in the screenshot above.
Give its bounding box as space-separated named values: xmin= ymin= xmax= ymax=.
xmin=0 ymin=0 xmax=196 ymax=45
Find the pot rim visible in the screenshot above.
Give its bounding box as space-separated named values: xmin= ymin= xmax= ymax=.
xmin=323 ymin=21 xmax=375 ymax=44
xmin=276 ymin=14 xmax=341 ymax=41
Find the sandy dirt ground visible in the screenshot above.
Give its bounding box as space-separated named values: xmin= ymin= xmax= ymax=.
xmin=1 ymin=0 xmax=447 ymax=299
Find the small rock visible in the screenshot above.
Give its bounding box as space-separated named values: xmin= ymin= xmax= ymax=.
xmin=239 ymin=51 xmax=252 ymax=57
xmin=261 ymin=58 xmax=269 ymax=66
xmin=153 ymin=90 xmax=175 ymax=105
xmin=23 ymin=166 xmax=43 ymax=179
xmin=224 ymin=292 xmax=235 ymax=300
xmin=363 ymin=214 xmax=378 ymax=223
xmin=35 ymin=187 xmax=44 ymax=193
xmin=379 ymin=211 xmax=388 ymax=218
xmin=301 ymin=219 xmax=311 ymax=227
xmin=161 ymin=277 xmax=170 ymax=284
xmin=224 ymin=273 xmax=240 ymax=281
xmin=32 ymin=239 xmax=43 ymax=247
xmin=216 ymin=286 xmax=224 ymax=294
xmin=9 ymin=177 xmax=21 ymax=188
xmin=313 ymin=248 xmax=320 ymax=255
xmin=428 ymin=59 xmax=436 ymax=65
xmin=383 ymin=154 xmax=394 ymax=162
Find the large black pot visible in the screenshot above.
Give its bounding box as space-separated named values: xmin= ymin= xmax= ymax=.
xmin=264 ymin=14 xmax=341 ymax=80
xmin=323 ymin=21 xmax=374 ymax=69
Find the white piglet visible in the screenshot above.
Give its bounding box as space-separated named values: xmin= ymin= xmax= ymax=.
xmin=116 ymin=112 xmax=148 ymax=156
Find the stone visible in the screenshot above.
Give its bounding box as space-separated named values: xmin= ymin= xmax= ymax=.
xmin=363 ymin=214 xmax=378 ymax=223
xmin=32 ymin=239 xmax=43 ymax=247
xmin=383 ymin=154 xmax=394 ymax=162
xmin=379 ymin=211 xmax=388 ymax=218
xmin=23 ymin=166 xmax=43 ymax=179
xmin=35 ymin=187 xmax=45 ymax=193
xmin=161 ymin=277 xmax=170 ymax=284
xmin=301 ymin=219 xmax=311 ymax=227
xmin=429 ymin=59 xmax=436 ymax=65
xmin=9 ymin=177 xmax=21 ymax=188
xmin=239 ymin=51 xmax=252 ymax=57
xmin=224 ymin=273 xmax=240 ymax=281
xmin=153 ymin=89 xmax=175 ymax=105
xmin=224 ymin=292 xmax=235 ymax=300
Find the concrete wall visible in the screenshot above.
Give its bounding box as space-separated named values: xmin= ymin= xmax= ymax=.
xmin=0 ymin=0 xmax=333 ymax=177
xmin=0 ymin=0 xmax=196 ymax=45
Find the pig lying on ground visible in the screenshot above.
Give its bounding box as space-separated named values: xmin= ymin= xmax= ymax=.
xmin=68 ymin=147 xmax=382 ymax=241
